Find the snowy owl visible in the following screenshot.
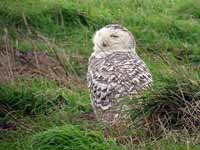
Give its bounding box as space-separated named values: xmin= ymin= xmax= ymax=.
xmin=87 ymin=24 xmax=153 ymax=127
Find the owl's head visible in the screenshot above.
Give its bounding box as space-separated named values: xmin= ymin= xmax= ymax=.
xmin=93 ymin=24 xmax=136 ymax=53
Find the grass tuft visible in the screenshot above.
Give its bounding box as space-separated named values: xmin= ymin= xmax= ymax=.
xmin=31 ymin=125 xmax=121 ymax=150
xmin=0 ymin=79 xmax=67 ymax=114
xmin=131 ymin=68 xmax=200 ymax=136
xmin=177 ymin=0 xmax=200 ymax=19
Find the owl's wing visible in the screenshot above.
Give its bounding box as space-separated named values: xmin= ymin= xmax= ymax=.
xmin=87 ymin=51 xmax=152 ymax=111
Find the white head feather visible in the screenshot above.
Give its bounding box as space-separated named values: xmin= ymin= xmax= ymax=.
xmin=92 ymin=24 xmax=136 ymax=57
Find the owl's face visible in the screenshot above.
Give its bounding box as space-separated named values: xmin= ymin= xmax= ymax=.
xmin=93 ymin=24 xmax=135 ymax=53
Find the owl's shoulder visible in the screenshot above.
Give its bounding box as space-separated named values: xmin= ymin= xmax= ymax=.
xmin=87 ymin=51 xmax=152 ymax=101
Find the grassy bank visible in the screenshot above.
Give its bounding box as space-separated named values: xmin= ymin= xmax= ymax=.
xmin=0 ymin=0 xmax=199 ymax=149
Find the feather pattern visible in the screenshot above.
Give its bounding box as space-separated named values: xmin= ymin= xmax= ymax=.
xmin=87 ymin=24 xmax=153 ymax=125
xmin=87 ymin=51 xmax=152 ymax=124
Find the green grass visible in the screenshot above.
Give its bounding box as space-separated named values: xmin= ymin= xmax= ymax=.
xmin=0 ymin=0 xmax=200 ymax=149
xmin=31 ymin=125 xmax=121 ymax=150
xmin=131 ymin=67 xmax=200 ymax=129
xmin=1 ymin=0 xmax=200 ymax=59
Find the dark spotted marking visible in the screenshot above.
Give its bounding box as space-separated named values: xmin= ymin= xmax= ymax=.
xmin=105 ymin=24 xmax=128 ymax=32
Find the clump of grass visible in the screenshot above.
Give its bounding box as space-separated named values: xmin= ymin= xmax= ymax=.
xmin=0 ymin=78 xmax=91 ymax=115
xmin=0 ymin=77 xmax=92 ymax=132
xmin=177 ymin=0 xmax=200 ymax=19
xmin=0 ymin=78 xmax=68 ymax=115
xmin=132 ymin=132 xmax=200 ymax=150
xmin=131 ymin=67 xmax=200 ymax=136
xmin=31 ymin=125 xmax=121 ymax=150
xmin=0 ymin=78 xmax=92 ymax=133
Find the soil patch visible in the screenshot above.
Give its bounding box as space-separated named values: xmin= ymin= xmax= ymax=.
xmin=0 ymin=47 xmax=68 ymax=84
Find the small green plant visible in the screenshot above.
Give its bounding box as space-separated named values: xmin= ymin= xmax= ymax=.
xmin=31 ymin=125 xmax=121 ymax=150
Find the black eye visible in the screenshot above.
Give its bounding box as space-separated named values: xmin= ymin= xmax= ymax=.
xmin=102 ymin=42 xmax=107 ymax=47
xmin=110 ymin=34 xmax=119 ymax=38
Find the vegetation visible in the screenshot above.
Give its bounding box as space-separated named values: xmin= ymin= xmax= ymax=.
xmin=32 ymin=125 xmax=121 ymax=150
xmin=0 ymin=0 xmax=199 ymax=149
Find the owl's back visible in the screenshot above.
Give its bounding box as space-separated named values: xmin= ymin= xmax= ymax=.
xmin=87 ymin=51 xmax=152 ymax=123
xmin=87 ymin=51 xmax=152 ymax=114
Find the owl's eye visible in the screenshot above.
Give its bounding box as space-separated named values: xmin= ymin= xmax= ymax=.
xmin=102 ymin=42 xmax=107 ymax=47
xmin=110 ymin=34 xmax=119 ymax=38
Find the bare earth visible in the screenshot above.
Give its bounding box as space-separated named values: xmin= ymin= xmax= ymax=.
xmin=0 ymin=48 xmax=68 ymax=84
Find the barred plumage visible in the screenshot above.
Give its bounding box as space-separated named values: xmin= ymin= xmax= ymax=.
xmin=87 ymin=24 xmax=153 ymax=126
